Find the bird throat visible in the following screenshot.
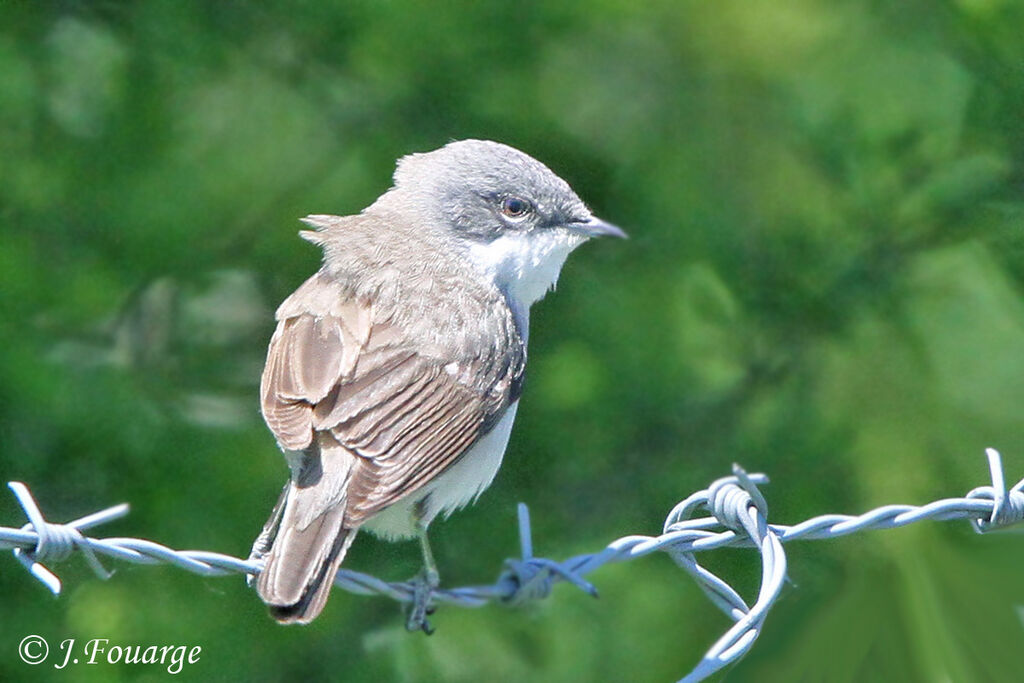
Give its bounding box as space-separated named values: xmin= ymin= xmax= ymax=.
xmin=466 ymin=229 xmax=585 ymax=341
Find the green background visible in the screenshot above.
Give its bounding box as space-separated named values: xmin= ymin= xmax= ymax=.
xmin=3 ymin=1 xmax=1024 ymax=681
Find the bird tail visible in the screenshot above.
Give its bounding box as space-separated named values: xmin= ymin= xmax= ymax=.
xmin=255 ymin=443 xmax=358 ymax=624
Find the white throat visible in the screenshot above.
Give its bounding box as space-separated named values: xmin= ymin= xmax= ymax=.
xmin=466 ymin=229 xmax=585 ymax=334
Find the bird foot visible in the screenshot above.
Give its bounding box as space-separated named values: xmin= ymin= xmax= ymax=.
xmin=404 ymin=568 xmax=439 ymax=634
xmin=246 ymin=484 xmax=289 ymax=588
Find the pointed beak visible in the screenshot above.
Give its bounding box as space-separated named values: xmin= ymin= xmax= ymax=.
xmin=567 ymin=216 xmax=628 ymax=239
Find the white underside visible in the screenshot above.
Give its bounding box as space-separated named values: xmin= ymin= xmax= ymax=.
xmin=362 ymin=401 xmax=519 ymax=540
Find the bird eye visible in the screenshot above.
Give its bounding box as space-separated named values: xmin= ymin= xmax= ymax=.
xmin=500 ymin=197 xmax=532 ymax=219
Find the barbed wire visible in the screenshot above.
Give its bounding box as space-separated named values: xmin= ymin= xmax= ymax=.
xmin=2 ymin=448 xmax=1022 ymax=682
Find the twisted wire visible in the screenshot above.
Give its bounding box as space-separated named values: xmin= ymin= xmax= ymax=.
xmin=2 ymin=448 xmax=1021 ymax=683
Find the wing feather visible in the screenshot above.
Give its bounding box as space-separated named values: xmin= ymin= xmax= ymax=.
xmin=260 ymin=269 xmax=523 ymax=525
xmin=278 ymin=316 xmax=344 ymax=403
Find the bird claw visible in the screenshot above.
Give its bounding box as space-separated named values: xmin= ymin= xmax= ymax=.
xmin=405 ymin=517 xmax=441 ymax=633
xmin=404 ymin=568 xmax=439 ymax=634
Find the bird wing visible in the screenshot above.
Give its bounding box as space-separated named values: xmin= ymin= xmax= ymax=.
xmin=260 ymin=270 xmax=522 ymax=524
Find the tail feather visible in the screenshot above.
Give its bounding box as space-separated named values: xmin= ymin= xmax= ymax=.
xmin=255 ymin=443 xmax=358 ymax=624
xmin=264 ymin=520 xmax=356 ymax=623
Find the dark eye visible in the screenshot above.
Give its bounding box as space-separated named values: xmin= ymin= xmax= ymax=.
xmin=500 ymin=196 xmax=532 ymax=219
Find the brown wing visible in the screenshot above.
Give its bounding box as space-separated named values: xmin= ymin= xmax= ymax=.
xmin=260 ymin=270 xmax=521 ymax=524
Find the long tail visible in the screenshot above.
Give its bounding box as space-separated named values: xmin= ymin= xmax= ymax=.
xmin=255 ymin=442 xmax=358 ymax=624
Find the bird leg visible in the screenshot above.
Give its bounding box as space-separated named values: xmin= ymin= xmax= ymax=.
xmin=247 ymin=483 xmax=289 ymax=588
xmin=405 ymin=516 xmax=439 ymax=634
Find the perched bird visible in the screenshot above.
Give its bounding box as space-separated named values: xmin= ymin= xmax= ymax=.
xmin=249 ymin=139 xmax=624 ymax=627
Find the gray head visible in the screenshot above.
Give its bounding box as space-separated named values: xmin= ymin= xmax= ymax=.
xmin=375 ymin=139 xmax=624 ymax=309
xmin=387 ymin=139 xmax=625 ymax=243
xmin=300 ymin=140 xmax=624 ymax=314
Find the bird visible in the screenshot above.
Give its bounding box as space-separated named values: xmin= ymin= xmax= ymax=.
xmin=248 ymin=139 xmax=625 ymax=628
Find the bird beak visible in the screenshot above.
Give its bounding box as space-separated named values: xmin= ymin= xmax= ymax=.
xmin=567 ymin=216 xmax=628 ymax=239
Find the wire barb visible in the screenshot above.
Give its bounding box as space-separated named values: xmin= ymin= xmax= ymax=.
xmin=966 ymin=448 xmax=1024 ymax=532
xmin=1 ymin=449 xmax=1021 ymax=682
xmin=6 ymin=481 xmax=129 ymax=595
xmin=498 ymin=502 xmax=598 ymax=605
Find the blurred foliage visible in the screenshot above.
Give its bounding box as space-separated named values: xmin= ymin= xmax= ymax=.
xmin=2 ymin=1 xmax=1024 ymax=681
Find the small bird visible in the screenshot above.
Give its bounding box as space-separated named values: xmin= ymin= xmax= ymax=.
xmin=249 ymin=139 xmax=624 ymax=627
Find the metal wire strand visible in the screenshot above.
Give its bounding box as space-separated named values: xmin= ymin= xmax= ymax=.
xmin=2 ymin=449 xmax=1021 ymax=683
